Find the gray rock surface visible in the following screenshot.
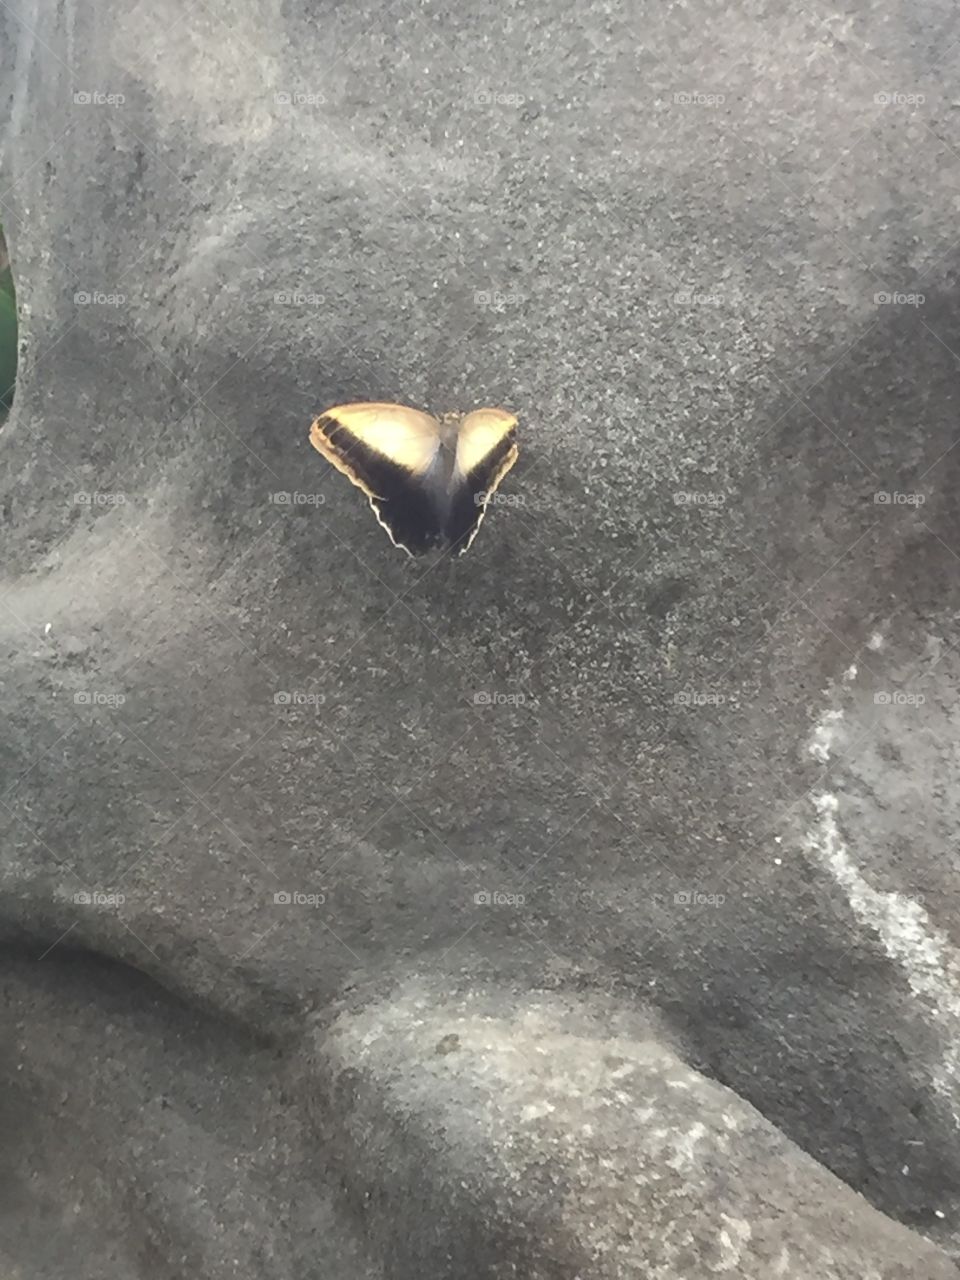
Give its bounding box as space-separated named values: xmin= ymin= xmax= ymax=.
xmin=316 ymin=985 xmax=960 ymax=1278
xmin=1 ymin=0 xmax=960 ymax=1274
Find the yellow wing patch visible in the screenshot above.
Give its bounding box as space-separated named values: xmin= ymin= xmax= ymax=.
xmin=311 ymin=402 xmax=442 ymax=476
xmin=454 ymin=408 xmax=518 ymax=479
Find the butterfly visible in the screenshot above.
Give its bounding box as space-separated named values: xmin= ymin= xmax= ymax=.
xmin=308 ymin=402 xmax=519 ymax=556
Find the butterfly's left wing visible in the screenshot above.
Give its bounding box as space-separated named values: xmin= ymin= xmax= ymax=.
xmin=445 ymin=408 xmax=519 ymax=555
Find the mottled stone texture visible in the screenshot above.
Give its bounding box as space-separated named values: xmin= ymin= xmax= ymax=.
xmin=1 ymin=0 xmax=960 ymax=1274
xmin=314 ymin=986 xmax=960 ymax=1278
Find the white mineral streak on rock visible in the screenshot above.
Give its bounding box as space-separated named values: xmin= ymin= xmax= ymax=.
xmin=665 ymin=1121 xmax=707 ymax=1171
xmin=808 ymin=791 xmax=960 ymax=1129
xmin=715 ymin=1215 xmax=752 ymax=1271
xmin=808 ymin=709 xmax=844 ymax=763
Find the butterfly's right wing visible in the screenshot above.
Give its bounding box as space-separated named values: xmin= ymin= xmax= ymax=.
xmin=446 ymin=408 xmax=519 ymax=554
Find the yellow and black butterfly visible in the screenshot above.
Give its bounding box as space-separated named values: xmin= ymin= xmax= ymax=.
xmin=308 ymin=402 xmax=518 ymax=556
